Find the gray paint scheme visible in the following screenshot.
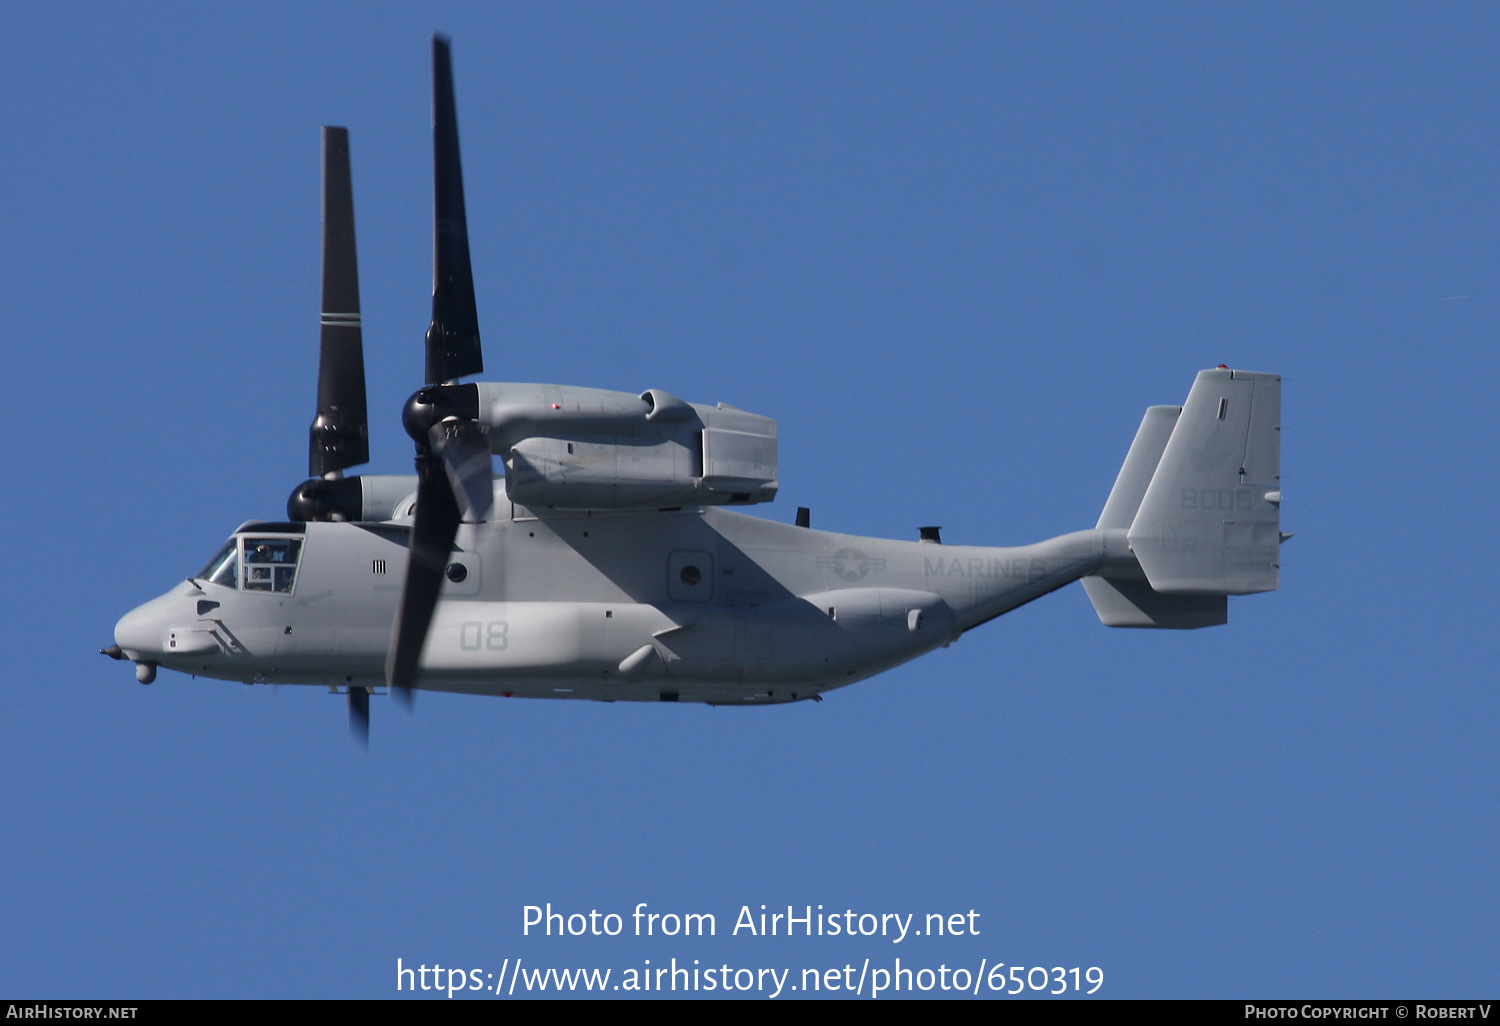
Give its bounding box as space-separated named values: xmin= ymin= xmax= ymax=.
xmin=1095 ymin=405 xmax=1181 ymax=531
xmin=113 ymin=368 xmax=1283 ymax=705
xmin=1128 ymin=369 xmax=1281 ymax=595
xmin=1083 ymin=401 xmax=1228 ymax=628
xmin=480 ymin=383 xmax=778 ymax=511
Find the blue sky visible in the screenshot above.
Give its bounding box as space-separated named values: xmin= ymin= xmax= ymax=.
xmin=2 ymin=2 xmax=1497 ymax=998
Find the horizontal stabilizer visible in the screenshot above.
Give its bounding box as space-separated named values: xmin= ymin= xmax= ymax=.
xmin=1082 ymin=576 xmax=1226 ymax=629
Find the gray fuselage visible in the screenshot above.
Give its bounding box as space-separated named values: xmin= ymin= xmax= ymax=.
xmin=115 ymin=498 xmax=1122 ymax=705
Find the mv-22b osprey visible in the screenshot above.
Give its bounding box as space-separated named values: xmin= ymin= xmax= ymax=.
xmin=106 ymin=37 xmax=1286 ymax=740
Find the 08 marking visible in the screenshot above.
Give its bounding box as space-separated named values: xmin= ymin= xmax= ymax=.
xmin=459 ymin=621 xmax=510 ymax=651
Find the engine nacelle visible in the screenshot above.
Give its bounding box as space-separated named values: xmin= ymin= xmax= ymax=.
xmin=479 ymin=383 xmax=777 ymax=511
xmin=287 ymin=474 xmax=419 ymax=523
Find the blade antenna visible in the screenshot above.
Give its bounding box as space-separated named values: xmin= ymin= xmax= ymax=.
xmin=426 ymin=34 xmax=483 ymax=384
xmin=348 ymin=686 xmax=370 ymax=746
xmin=308 ymin=126 xmax=370 ymax=477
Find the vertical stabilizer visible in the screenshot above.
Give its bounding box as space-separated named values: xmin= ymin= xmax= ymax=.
xmin=1096 ymin=405 xmax=1181 ymax=530
xmin=1084 ymin=400 xmax=1227 ymax=628
xmin=1127 ymin=369 xmax=1281 ymax=594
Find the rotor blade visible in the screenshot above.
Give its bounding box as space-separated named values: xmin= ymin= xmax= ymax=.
xmin=425 ymin=34 xmax=483 ymax=385
xmin=385 ymin=451 xmax=463 ymax=699
xmin=348 ymin=686 xmax=369 ymax=747
xmin=430 ymin=418 xmax=494 ymax=522
xmin=309 ymin=126 xmax=370 ymax=477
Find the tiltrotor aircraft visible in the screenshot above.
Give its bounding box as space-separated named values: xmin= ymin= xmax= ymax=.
xmin=105 ymin=37 xmax=1285 ymax=740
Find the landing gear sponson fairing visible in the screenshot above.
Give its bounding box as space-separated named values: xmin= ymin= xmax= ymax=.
xmin=106 ymin=37 xmax=1284 ymax=737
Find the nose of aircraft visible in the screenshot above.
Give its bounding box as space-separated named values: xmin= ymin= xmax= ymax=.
xmin=114 ymin=600 xmax=167 ymax=659
xmin=113 ymin=582 xmax=198 ymax=659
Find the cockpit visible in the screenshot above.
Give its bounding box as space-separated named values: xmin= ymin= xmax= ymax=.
xmin=196 ymin=530 xmax=304 ymax=594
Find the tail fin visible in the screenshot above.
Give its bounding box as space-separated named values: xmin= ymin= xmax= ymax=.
xmin=1096 ymin=404 xmax=1182 ymax=530
xmin=1084 ymin=368 xmax=1282 ymax=628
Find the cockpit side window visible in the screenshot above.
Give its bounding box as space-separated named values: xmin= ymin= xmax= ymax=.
xmin=196 ymin=535 xmax=303 ymax=593
xmin=243 ymin=537 xmax=302 ymax=594
xmin=198 ymin=539 xmax=239 ymax=589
